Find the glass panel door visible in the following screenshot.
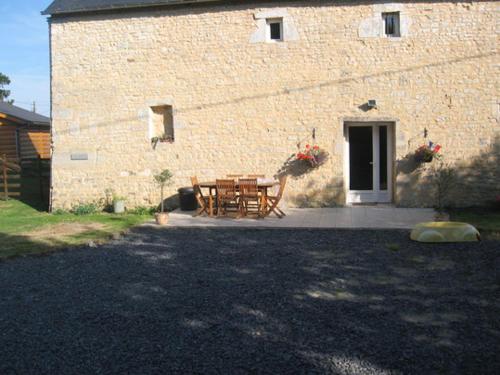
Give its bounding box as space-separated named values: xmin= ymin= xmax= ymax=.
xmin=346 ymin=123 xmax=392 ymax=204
xmin=379 ymin=126 xmax=388 ymax=191
xmin=349 ymin=126 xmax=373 ymax=190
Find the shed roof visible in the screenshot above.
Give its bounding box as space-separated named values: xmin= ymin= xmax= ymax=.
xmin=0 ymin=102 xmax=50 ymax=126
xmin=42 ymin=0 xmax=227 ymax=15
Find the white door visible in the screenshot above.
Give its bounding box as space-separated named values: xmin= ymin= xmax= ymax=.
xmin=346 ymin=123 xmax=393 ymax=204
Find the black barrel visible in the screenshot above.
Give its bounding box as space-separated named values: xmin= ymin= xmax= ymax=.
xmin=178 ymin=187 xmax=197 ymax=211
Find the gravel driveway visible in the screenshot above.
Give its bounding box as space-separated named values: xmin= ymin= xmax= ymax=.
xmin=0 ymin=228 xmax=499 ymax=374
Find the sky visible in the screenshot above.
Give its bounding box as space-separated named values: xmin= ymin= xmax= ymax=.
xmin=0 ymin=0 xmax=52 ymax=116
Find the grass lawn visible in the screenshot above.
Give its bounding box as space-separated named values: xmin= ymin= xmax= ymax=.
xmin=0 ymin=199 xmax=152 ymax=259
xmin=449 ymin=208 xmax=500 ymax=239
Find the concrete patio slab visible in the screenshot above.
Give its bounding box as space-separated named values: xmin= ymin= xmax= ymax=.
xmin=165 ymin=206 xmax=438 ymax=229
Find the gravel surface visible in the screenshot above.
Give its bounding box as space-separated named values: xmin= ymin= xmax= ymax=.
xmin=0 ymin=228 xmax=499 ymax=374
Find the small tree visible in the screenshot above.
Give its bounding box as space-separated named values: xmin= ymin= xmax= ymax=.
xmin=431 ymin=162 xmax=456 ymax=213
xmin=0 ymin=73 xmax=13 ymax=103
xmin=154 ymin=169 xmax=173 ymax=213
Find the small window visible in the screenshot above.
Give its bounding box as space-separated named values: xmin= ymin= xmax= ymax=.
xmin=383 ymin=12 xmax=400 ymax=37
xmin=151 ymin=105 xmax=174 ymax=142
xmin=267 ymin=18 xmax=283 ymax=41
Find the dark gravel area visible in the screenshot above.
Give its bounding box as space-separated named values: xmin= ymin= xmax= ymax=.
xmin=0 ymin=228 xmax=499 ymax=374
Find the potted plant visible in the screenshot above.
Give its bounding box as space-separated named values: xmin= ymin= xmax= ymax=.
xmin=112 ymin=195 xmax=127 ymax=214
xmin=415 ymin=142 xmax=442 ymax=163
xmin=154 ymin=169 xmax=173 ymax=225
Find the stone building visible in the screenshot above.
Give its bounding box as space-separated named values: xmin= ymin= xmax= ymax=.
xmin=43 ymin=0 xmax=499 ymax=209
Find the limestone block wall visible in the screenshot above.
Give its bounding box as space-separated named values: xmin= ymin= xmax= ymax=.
xmin=49 ymin=1 xmax=499 ymax=209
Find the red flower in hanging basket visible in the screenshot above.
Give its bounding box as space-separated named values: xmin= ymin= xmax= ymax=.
xmin=415 ymin=141 xmax=442 ymax=163
xmin=296 ymin=144 xmax=328 ymax=167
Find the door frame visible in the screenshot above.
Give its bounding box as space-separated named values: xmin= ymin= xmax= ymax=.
xmin=343 ymin=120 xmax=395 ymax=204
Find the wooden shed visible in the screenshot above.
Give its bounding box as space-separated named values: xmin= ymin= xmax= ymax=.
xmin=0 ymin=102 xmax=50 ymax=204
xmin=0 ymin=101 xmax=50 ymax=162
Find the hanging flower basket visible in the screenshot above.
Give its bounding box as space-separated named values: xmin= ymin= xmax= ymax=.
xmin=415 ymin=142 xmax=442 ymax=163
xmin=296 ymin=145 xmax=328 ymax=167
xmin=276 ymin=144 xmax=329 ymax=179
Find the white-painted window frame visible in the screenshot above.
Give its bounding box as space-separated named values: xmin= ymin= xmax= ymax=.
xmin=382 ymin=11 xmax=401 ymax=38
xmin=266 ymin=18 xmax=284 ymax=42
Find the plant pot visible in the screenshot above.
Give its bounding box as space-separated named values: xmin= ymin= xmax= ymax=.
xmin=113 ymin=200 xmax=125 ymax=213
xmin=155 ymin=212 xmax=169 ymax=225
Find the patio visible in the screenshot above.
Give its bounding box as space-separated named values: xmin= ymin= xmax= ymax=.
xmin=166 ymin=206 xmax=438 ymax=229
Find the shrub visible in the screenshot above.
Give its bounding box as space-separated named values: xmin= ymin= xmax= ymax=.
xmin=52 ymin=208 xmax=69 ymax=215
xmin=112 ymin=195 xmax=127 ymax=203
xmin=72 ymin=203 xmax=99 ymax=216
xmin=128 ymin=206 xmax=155 ymax=215
xmin=430 ymin=163 xmax=456 ymax=212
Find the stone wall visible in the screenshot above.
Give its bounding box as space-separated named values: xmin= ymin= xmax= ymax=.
xmin=49 ymin=1 xmax=499 ymax=209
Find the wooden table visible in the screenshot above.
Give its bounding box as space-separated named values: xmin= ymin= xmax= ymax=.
xmin=198 ymin=181 xmax=279 ymax=217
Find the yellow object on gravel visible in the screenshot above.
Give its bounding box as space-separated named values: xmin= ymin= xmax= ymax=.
xmin=410 ymin=222 xmax=481 ymax=243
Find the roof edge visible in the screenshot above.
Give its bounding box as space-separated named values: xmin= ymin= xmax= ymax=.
xmin=42 ymin=0 xmax=224 ymax=16
xmin=1 ymin=114 xmax=50 ymax=126
xmin=0 ymin=102 xmax=50 ymax=125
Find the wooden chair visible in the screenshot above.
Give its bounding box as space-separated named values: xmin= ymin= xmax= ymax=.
xmin=226 ymin=174 xmax=243 ymax=179
xmin=216 ymin=179 xmax=239 ymax=216
xmin=190 ymin=176 xmax=210 ymax=216
xmin=265 ymin=175 xmax=287 ymax=218
xmin=238 ymin=178 xmax=261 ymax=217
xmin=247 ymin=174 xmax=265 ymax=179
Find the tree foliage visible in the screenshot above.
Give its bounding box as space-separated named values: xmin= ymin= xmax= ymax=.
xmin=154 ymin=169 xmax=173 ymax=212
xmin=0 ymin=72 xmax=13 ymax=103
